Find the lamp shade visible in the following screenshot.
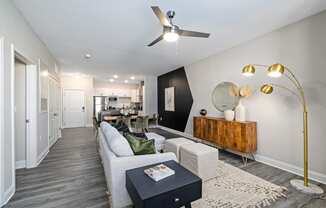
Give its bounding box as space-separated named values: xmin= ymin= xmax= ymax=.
xmin=260 ymin=84 xmax=273 ymax=94
xmin=242 ymin=64 xmax=256 ymax=76
xmin=268 ymin=64 xmax=285 ymax=78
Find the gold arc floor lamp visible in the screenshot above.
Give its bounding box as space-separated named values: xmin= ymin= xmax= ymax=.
xmin=242 ymin=63 xmax=324 ymax=194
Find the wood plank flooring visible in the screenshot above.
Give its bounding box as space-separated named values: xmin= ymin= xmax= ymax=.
xmin=4 ymin=127 xmax=326 ymax=208
xmin=151 ymin=128 xmax=326 ymax=208
xmin=4 ymin=128 xmax=109 ymax=208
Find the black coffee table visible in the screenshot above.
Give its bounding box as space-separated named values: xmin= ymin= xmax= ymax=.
xmin=126 ymin=160 xmax=202 ymax=208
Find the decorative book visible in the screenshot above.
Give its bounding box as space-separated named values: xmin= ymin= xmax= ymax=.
xmin=144 ymin=164 xmax=175 ymax=182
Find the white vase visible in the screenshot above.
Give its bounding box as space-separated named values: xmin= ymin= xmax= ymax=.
xmin=224 ymin=110 xmax=235 ymax=121
xmin=235 ymin=100 xmax=246 ymax=122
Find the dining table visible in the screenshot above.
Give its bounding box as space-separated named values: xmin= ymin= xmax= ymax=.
xmin=103 ymin=115 xmax=139 ymax=123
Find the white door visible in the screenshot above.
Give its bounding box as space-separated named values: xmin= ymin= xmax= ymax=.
xmin=55 ymin=84 xmax=61 ymax=138
xmin=14 ymin=59 xmax=27 ymax=169
xmin=63 ymin=90 xmax=86 ymax=128
xmin=49 ymin=78 xmax=61 ymax=146
xmin=49 ymin=79 xmax=55 ymax=145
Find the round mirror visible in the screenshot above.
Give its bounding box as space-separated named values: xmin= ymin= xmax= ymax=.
xmin=212 ymin=82 xmax=240 ymax=112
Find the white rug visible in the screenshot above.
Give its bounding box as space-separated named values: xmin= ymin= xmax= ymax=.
xmin=192 ymin=161 xmax=287 ymax=208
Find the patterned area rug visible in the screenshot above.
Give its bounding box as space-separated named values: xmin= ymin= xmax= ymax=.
xmin=192 ymin=161 xmax=287 ymax=208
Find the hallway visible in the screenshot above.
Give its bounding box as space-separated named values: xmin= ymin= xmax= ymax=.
xmin=5 ymin=128 xmax=109 ymax=208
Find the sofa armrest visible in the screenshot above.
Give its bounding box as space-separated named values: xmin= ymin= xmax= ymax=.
xmin=112 ymin=152 xmax=177 ymax=168
xmin=108 ymin=152 xmax=177 ymax=208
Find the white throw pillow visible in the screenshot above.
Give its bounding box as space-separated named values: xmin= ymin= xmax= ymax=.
xmin=100 ymin=122 xmax=134 ymax=157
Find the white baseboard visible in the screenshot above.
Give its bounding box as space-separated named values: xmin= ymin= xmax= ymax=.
xmin=86 ymin=123 xmax=93 ymax=127
xmin=158 ymin=125 xmax=326 ymax=185
xmin=15 ymin=160 xmax=26 ymax=169
xmin=36 ymin=148 xmax=49 ymax=167
xmin=49 ymin=136 xmax=61 ymax=148
xmin=1 ymin=184 xmax=15 ymax=207
xmin=255 ymin=154 xmax=326 ymax=185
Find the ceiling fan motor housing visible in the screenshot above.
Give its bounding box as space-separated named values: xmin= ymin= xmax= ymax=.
xmin=163 ymin=25 xmax=180 ymax=34
xmin=167 ymin=10 xmax=175 ymax=19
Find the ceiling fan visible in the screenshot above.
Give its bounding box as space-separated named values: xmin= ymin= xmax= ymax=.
xmin=148 ymin=6 xmax=210 ymax=47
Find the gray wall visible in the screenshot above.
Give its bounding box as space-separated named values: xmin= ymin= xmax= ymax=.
xmin=0 ymin=0 xmax=59 ymax=205
xmin=184 ymin=11 xmax=326 ymax=183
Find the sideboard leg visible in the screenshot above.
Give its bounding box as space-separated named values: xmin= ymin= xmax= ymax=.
xmin=242 ymin=156 xmax=248 ymax=166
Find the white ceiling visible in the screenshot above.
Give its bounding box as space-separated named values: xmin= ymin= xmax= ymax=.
xmin=13 ymin=0 xmax=326 ymax=78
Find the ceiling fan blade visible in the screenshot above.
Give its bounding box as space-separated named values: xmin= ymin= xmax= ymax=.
xmin=147 ymin=35 xmax=164 ymax=47
xmin=180 ymin=29 xmax=210 ymax=38
xmin=151 ymin=6 xmax=171 ymax=27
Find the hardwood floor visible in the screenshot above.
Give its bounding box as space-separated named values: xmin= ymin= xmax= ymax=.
xmin=150 ymin=128 xmax=326 ymax=208
xmin=5 ymin=127 xmax=326 ymax=208
xmin=4 ymin=128 xmax=109 ymax=208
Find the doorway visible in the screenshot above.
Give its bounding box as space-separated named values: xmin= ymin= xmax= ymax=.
xmin=14 ymin=58 xmax=27 ymax=169
xmin=63 ymin=89 xmax=86 ymax=128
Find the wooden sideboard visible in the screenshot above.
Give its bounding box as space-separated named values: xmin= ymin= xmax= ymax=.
xmin=193 ymin=116 xmax=257 ymax=154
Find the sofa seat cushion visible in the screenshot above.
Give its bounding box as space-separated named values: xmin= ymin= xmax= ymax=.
xmin=100 ymin=122 xmax=134 ymax=157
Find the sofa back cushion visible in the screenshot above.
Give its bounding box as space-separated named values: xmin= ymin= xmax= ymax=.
xmin=100 ymin=122 xmax=134 ymax=157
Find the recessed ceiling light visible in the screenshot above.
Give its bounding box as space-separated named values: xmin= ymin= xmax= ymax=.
xmin=84 ymin=53 xmax=92 ymax=59
xmin=41 ymin=71 xmax=49 ymax=77
xmin=109 ymin=79 xmax=114 ymax=82
xmin=124 ymin=80 xmax=129 ymax=83
xmin=113 ymin=75 xmax=118 ymax=79
xmin=130 ymin=76 xmax=135 ymax=80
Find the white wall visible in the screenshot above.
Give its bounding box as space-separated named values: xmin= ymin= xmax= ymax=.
xmin=184 ymin=11 xmax=326 ymax=184
xmin=61 ymin=75 xmax=94 ymax=126
xmin=14 ymin=60 xmax=26 ymax=165
xmin=143 ymin=76 xmax=158 ymax=116
xmin=0 ymin=0 xmax=59 ymax=205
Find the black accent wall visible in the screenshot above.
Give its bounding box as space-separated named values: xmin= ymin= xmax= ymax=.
xmin=158 ymin=67 xmax=193 ymax=132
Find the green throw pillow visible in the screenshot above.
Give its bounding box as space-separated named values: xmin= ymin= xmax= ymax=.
xmin=125 ymin=134 xmax=156 ymax=155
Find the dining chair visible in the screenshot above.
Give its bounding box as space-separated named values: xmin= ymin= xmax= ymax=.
xmin=122 ymin=116 xmax=132 ymax=129
xmin=115 ymin=116 xmax=123 ymax=124
xmin=135 ymin=117 xmax=144 ymax=133
xmin=152 ymin=113 xmax=159 ymax=127
xmin=142 ymin=116 xmax=150 ymax=132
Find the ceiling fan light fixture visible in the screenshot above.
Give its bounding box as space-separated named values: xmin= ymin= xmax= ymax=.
xmin=163 ymin=31 xmax=179 ymax=42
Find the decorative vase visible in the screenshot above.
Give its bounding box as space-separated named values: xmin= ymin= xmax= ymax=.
xmin=200 ymin=109 xmax=207 ymax=116
xmin=235 ymin=100 xmax=246 ymax=122
xmin=224 ymin=110 xmax=235 ymax=121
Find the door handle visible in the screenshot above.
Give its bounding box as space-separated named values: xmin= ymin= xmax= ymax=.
xmin=26 ymin=119 xmax=30 ymax=123
xmin=82 ymin=106 xmax=85 ymax=112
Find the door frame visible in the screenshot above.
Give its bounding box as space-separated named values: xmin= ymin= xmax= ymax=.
xmin=62 ymin=89 xmax=86 ymax=128
xmin=0 ymin=37 xmax=4 ymax=206
xmin=10 ymin=45 xmax=38 ymax=178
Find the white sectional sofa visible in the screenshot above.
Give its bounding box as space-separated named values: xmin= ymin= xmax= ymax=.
xmin=98 ymin=122 xmax=177 ymax=208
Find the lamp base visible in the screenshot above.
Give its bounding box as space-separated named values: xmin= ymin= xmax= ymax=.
xmin=290 ymin=179 xmax=324 ymax=194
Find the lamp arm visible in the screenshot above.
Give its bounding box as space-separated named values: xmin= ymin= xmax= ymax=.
xmin=269 ymin=83 xmax=304 ymax=107
xmin=284 ymin=67 xmax=307 ymax=111
xmin=284 ymin=73 xmax=301 ymax=90
xmin=251 ymin=64 xmax=269 ymax=68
